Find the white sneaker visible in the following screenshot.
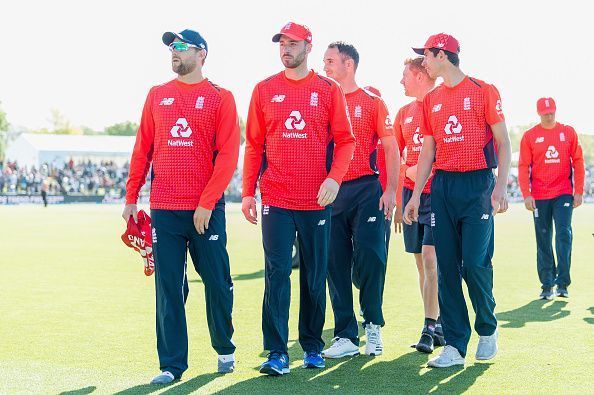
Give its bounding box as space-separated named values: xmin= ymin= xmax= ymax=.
xmin=364 ymin=323 xmax=383 ymax=356
xmin=150 ymin=370 xmax=176 ymax=384
xmin=322 ymin=337 xmax=360 ymax=359
xmin=218 ymin=353 xmax=236 ymax=373
xmin=476 ymin=329 xmax=498 ymax=360
xmin=427 ymin=345 xmax=465 ymax=368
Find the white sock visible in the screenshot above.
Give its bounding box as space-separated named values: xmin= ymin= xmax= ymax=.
xmin=218 ymin=353 xmax=235 ymax=363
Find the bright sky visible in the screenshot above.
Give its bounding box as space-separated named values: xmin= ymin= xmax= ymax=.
xmin=1 ymin=0 xmax=593 ymax=134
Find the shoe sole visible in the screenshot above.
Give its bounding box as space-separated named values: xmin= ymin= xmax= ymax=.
xmin=427 ymin=360 xmax=465 ymax=368
xmin=322 ymin=350 xmax=360 ymax=359
xmin=476 ymin=348 xmax=498 ymax=360
xmin=416 ymin=343 xmax=434 ymax=354
xmin=259 ymin=366 xmax=290 ymax=376
xmin=365 ymin=350 xmax=383 ymax=356
xmin=303 ymin=363 xmax=325 ymax=368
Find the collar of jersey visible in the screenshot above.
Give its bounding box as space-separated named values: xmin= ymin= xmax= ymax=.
xmin=281 ymin=70 xmax=315 ymax=86
xmin=174 ymin=77 xmax=209 ymax=90
xmin=442 ymin=75 xmax=469 ymax=91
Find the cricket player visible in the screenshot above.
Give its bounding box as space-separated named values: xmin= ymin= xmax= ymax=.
xmin=242 ymin=22 xmax=355 ymax=375
xmin=395 ymin=57 xmax=444 ymax=353
xmin=403 ymin=33 xmax=512 ymax=368
xmin=123 ymin=29 xmax=240 ymax=383
xmin=321 ymin=42 xmax=399 ymax=358
xmin=518 ymin=97 xmax=585 ymax=300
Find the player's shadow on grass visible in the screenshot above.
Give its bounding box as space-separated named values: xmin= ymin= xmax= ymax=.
xmin=585 ymin=307 xmax=594 ymax=325
xmin=497 ymin=299 xmax=570 ymax=328
xmin=59 ymin=386 xmax=96 ymax=395
xmin=209 ymin=328 xmax=490 ymax=394
xmin=114 ymin=373 xmax=219 ymax=395
xmin=189 ymin=269 xmax=265 ymax=284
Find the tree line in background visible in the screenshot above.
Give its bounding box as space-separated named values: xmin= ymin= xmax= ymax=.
xmin=0 ymin=102 xmax=592 ymax=164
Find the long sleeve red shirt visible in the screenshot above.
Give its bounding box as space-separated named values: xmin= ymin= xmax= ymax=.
xmin=518 ymin=123 xmax=585 ymax=200
xmin=242 ymin=70 xmax=355 ymax=210
xmin=125 ymin=78 xmax=240 ymax=210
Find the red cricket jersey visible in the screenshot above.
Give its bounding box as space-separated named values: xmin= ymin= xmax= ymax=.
xmin=343 ymin=88 xmax=393 ymax=182
xmin=421 ymin=76 xmax=504 ymax=172
xmin=395 ymin=100 xmax=432 ymax=193
xmin=242 ymin=71 xmax=355 ymax=210
xmin=126 ymin=78 xmax=240 ymax=210
xmin=518 ymin=123 xmax=585 ymax=200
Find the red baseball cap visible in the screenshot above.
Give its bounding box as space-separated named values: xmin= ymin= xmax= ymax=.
xmin=413 ymin=33 xmax=460 ymax=55
xmin=272 ymin=22 xmax=312 ymax=43
xmin=537 ymin=97 xmax=556 ymax=115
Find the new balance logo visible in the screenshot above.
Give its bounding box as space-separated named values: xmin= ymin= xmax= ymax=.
xmin=152 ymin=228 xmax=157 ymax=244
xmin=208 ymin=235 xmax=219 ymax=241
xmin=367 ymin=216 xmax=376 ymax=223
xmin=535 ymin=137 xmax=544 ymax=143
xmin=481 ymin=214 xmax=490 ymax=220
xmin=271 ymin=94 xmax=286 ymax=103
xmin=404 ymin=116 xmax=413 ymax=124
xmin=263 ymin=205 xmax=270 ymax=215
xmin=430 ymin=213 xmax=435 ymax=227
xmin=159 ymin=98 xmax=174 ymax=105
xmin=285 ymin=110 xmax=306 ymax=131
xmin=195 ymin=96 xmax=205 ymax=109
xmin=432 ymin=104 xmax=442 ymax=113
xmin=354 ymin=105 xmax=362 ymax=118
xmin=563 ymin=203 xmax=570 ymax=207
xmin=318 ymin=219 xmax=326 ymax=226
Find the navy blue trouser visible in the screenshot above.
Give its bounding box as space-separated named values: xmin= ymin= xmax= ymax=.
xmin=431 ymin=169 xmax=497 ymax=358
xmin=328 ymin=176 xmax=387 ymax=345
xmin=533 ymin=194 xmax=573 ymax=289
xmin=151 ymin=203 xmax=235 ymax=378
xmin=261 ymin=205 xmax=331 ymax=353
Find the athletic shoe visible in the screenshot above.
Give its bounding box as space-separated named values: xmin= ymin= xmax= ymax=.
xmin=303 ymin=351 xmax=325 ymax=368
xmin=476 ymin=329 xmax=498 ymax=360
xmin=415 ymin=331 xmax=435 ymax=354
xmin=433 ymin=331 xmax=446 ymax=347
xmin=540 ymin=288 xmax=554 ymax=300
xmin=218 ymin=353 xmax=235 ymax=374
xmin=259 ymin=351 xmax=290 ymax=376
xmin=364 ymin=322 xmax=383 ymax=356
xmin=150 ymin=371 xmax=176 ymax=385
xmin=322 ymin=337 xmax=360 ymax=359
xmin=427 ymin=345 xmax=465 ymax=368
xmin=555 ymin=287 xmax=569 ymax=298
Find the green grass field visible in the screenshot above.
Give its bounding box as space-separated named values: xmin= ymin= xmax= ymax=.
xmin=1 ymin=203 xmax=593 ymax=394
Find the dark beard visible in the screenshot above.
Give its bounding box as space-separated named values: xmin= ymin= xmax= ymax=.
xmin=282 ymin=50 xmax=306 ymax=69
xmin=173 ymin=60 xmax=196 ymax=76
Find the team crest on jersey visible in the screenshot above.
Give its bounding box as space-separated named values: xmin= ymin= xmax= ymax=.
xmin=560 ymin=132 xmax=565 ymax=142
xmin=535 ymin=137 xmax=544 ymax=143
xmin=195 ymin=96 xmax=205 ymax=109
xmin=545 ymin=145 xmax=560 ymax=163
xmin=159 ymin=98 xmax=174 ymax=106
xmin=310 ymin=92 xmax=318 ymax=107
xmin=271 ymin=94 xmax=285 ymax=103
xmin=432 ymin=104 xmax=442 ymax=113
xmin=404 ymin=116 xmax=413 ymax=124
xmin=354 ymin=105 xmax=362 ymax=118
xmin=463 ymin=97 xmax=471 ymax=110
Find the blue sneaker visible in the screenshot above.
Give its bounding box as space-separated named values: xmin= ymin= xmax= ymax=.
xmin=259 ymin=351 xmax=290 ymax=376
xmin=303 ymin=351 xmax=325 ymax=369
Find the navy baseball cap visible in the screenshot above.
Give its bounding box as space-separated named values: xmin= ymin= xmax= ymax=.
xmin=162 ymin=29 xmax=208 ymax=53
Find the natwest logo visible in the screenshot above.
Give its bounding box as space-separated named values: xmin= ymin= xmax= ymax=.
xmin=444 ymin=115 xmax=462 ymax=135
xmin=412 ymin=127 xmax=424 ymax=151
xmin=285 ymin=110 xmax=306 ymax=130
xmin=544 ymin=145 xmax=560 ymax=163
xmin=168 ymin=118 xmax=193 ymax=147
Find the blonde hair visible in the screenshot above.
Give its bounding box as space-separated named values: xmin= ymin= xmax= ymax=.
xmin=404 ymin=57 xmax=436 ymax=82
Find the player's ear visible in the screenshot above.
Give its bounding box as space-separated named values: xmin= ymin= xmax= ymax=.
xmin=305 ymin=42 xmax=312 ymax=54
